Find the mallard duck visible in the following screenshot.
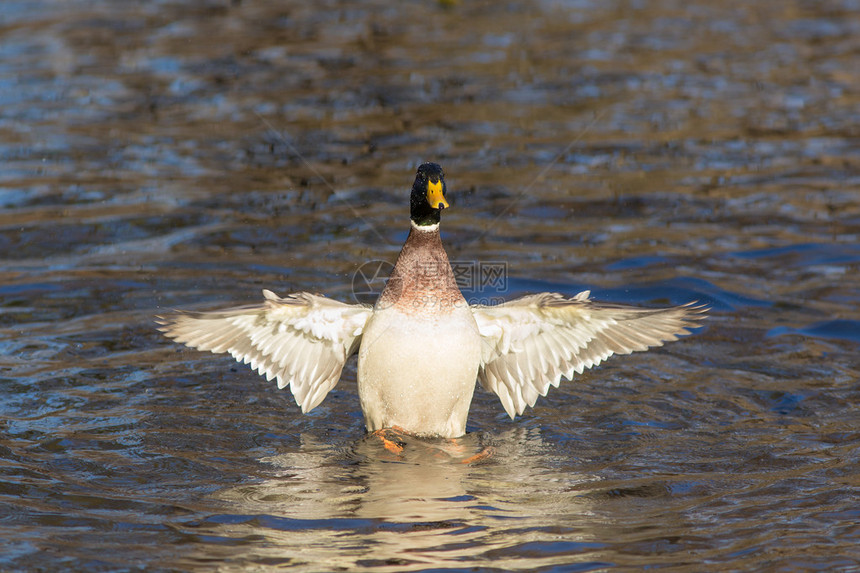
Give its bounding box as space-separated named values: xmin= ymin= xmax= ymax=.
xmin=158 ymin=162 xmax=706 ymax=438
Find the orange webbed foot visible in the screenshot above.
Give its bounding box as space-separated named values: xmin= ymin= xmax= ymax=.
xmin=459 ymin=446 xmax=496 ymax=464
xmin=369 ymin=427 xmax=409 ymax=455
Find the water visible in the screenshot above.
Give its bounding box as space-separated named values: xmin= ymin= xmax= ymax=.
xmin=1 ymin=0 xmax=858 ymax=571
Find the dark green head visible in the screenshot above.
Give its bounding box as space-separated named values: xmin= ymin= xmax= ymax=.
xmin=410 ymin=162 xmax=449 ymax=226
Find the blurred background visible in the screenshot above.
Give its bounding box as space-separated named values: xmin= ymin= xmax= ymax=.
xmin=0 ymin=1 xmax=858 ymax=571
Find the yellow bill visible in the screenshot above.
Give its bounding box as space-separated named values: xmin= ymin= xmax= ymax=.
xmin=426 ymin=179 xmax=449 ymax=209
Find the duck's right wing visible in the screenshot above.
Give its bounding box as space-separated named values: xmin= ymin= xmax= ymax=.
xmin=157 ymin=290 xmax=372 ymax=413
xmin=472 ymin=291 xmax=707 ymax=418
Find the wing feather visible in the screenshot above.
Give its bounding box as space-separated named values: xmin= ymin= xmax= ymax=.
xmin=157 ymin=291 xmax=372 ymax=412
xmin=473 ymin=291 xmax=707 ymax=418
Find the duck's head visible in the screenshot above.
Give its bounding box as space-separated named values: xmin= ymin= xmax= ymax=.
xmin=410 ymin=162 xmax=449 ymax=227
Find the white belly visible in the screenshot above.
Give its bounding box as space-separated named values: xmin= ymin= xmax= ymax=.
xmin=357 ymin=305 xmax=482 ymax=438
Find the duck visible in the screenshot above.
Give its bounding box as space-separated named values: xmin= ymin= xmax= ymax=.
xmin=157 ymin=162 xmax=706 ymax=439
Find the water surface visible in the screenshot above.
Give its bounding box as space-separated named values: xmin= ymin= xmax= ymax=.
xmin=1 ymin=1 xmax=858 ymax=571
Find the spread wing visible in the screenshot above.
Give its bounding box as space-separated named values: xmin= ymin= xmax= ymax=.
xmin=157 ymin=290 xmax=372 ymax=412
xmin=472 ymin=291 xmax=707 ymax=418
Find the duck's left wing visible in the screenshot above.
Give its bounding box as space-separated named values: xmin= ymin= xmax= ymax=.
xmin=157 ymin=290 xmax=372 ymax=412
xmin=472 ymin=291 xmax=707 ymax=418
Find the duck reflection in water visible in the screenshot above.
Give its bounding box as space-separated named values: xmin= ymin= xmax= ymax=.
xmin=197 ymin=429 xmax=603 ymax=569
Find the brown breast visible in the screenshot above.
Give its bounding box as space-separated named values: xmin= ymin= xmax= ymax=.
xmin=376 ymin=225 xmax=466 ymax=318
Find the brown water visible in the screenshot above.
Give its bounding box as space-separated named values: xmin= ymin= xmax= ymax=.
xmin=1 ymin=1 xmax=859 ymax=571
